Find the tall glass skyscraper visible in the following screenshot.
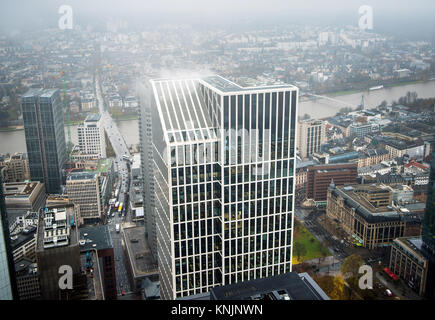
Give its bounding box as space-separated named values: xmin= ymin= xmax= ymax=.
xmin=140 ymin=75 xmax=298 ymax=299
xmin=0 ymin=175 xmax=17 ymax=300
xmin=21 ymin=89 xmax=67 ymax=194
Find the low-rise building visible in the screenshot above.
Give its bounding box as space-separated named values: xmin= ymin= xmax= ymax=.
xmin=306 ymin=163 xmax=358 ymax=205
xmin=123 ymin=226 xmax=158 ymax=297
xmin=3 ymin=181 xmax=46 ymax=222
xmin=0 ymin=153 xmax=30 ymax=183
xmin=326 ymin=184 xmax=424 ymax=249
xmin=389 ymin=237 xmax=433 ymax=296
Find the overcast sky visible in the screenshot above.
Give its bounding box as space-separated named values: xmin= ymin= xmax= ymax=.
xmin=1 ymin=0 xmax=434 ymax=40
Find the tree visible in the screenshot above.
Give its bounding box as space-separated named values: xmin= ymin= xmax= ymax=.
xmin=293 ymin=242 xmax=307 ymax=262
xmin=313 ymin=275 xmax=350 ymax=300
xmin=340 ymin=254 xmax=365 ymax=279
xmin=293 ymin=262 xmax=314 ymax=275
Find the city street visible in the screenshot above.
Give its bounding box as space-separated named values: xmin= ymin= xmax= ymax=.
xmin=95 ymin=74 xmax=133 ymax=297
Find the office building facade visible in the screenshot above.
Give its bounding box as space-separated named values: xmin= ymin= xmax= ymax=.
xmin=66 ymin=172 xmax=103 ymax=225
xmin=77 ymin=114 xmax=106 ymax=159
xmin=21 ymin=89 xmax=67 ymax=194
xmin=0 ymin=175 xmax=18 ymax=300
xmin=297 ymin=119 xmax=326 ymax=160
xmin=35 ymin=205 xmax=83 ymax=300
xmin=0 ymin=153 xmax=30 ymax=183
xmin=306 ymin=162 xmax=358 ymax=205
xmin=326 ymin=184 xmax=423 ymax=249
xmin=138 ymin=81 xmax=158 ymax=261
xmin=141 ymin=75 xmax=298 ymax=299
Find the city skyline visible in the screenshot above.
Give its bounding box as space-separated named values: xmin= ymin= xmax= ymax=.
xmin=0 ymin=0 xmax=434 ymax=308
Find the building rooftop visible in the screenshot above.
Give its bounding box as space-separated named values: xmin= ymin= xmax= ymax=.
xmin=36 ymin=205 xmax=78 ymax=252
xmin=14 ymin=257 xmax=37 ymax=274
xmin=150 ymin=78 xmax=217 ymax=143
xmin=78 ymin=225 xmax=113 ymax=251
xmin=201 ymin=75 xmax=297 ymax=94
xmin=84 ymin=113 xmax=101 ymax=122
xmin=67 ymin=172 xmax=98 ymax=181
xmin=123 ymin=226 xmax=158 ymax=279
xmin=394 ymin=237 xmax=427 ymax=264
xmin=206 ymin=272 xmax=329 ymax=300
xmin=3 ymin=181 xmax=40 ymax=197
xmin=330 ymin=184 xmax=423 ymax=223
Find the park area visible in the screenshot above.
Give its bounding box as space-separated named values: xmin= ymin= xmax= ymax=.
xmin=292 ymin=218 xmax=330 ymax=264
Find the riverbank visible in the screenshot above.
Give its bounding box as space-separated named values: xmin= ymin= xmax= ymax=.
xmin=324 ymin=79 xmax=433 ymax=97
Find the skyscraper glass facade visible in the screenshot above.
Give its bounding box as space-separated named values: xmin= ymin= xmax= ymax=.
xmin=22 ymin=89 xmax=67 ymax=194
xmin=142 ymin=75 xmax=298 ymax=299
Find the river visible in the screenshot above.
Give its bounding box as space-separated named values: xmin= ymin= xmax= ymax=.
xmin=1 ymin=80 xmax=435 ymax=155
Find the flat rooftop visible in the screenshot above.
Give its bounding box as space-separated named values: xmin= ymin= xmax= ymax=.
xmin=84 ymin=113 xmax=101 ymax=122
xmin=79 ymin=225 xmax=113 ymax=251
xmin=394 ymin=237 xmax=427 ymax=263
xmin=123 ymin=226 xmax=158 ymax=279
xmin=3 ymin=181 xmax=40 ymax=197
xmin=36 ymin=205 xmax=78 ymax=252
xmin=22 ymin=88 xmax=58 ymax=99
xmin=208 ymin=272 xmax=329 ymax=300
xmin=200 ymin=75 xmax=297 ymax=93
xmin=67 ymin=172 xmax=98 ymax=181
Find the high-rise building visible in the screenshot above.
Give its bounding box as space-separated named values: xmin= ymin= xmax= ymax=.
xmin=138 ymin=80 xmax=157 ymax=261
xmin=297 ymin=119 xmax=326 ymax=160
xmin=35 ymin=204 xmax=85 ymax=300
xmin=77 ymin=114 xmax=106 ymax=159
xmin=140 ymin=75 xmax=298 ymax=299
xmin=21 ymin=89 xmax=67 ymax=194
xmin=0 ymin=175 xmax=18 ymax=300
xmin=66 ymin=172 xmax=103 ymax=225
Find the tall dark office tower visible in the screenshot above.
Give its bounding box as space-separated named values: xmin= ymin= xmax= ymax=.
xmin=140 ymin=75 xmax=298 ymax=299
xmin=21 ymin=89 xmax=67 ymax=194
xmin=0 ymin=175 xmax=18 ymax=300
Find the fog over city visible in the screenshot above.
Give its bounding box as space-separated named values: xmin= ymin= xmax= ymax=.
xmin=0 ymin=0 xmax=435 ymax=305
xmin=2 ymin=0 xmax=435 ymax=40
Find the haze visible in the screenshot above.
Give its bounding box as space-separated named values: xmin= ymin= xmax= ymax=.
xmin=1 ymin=0 xmax=435 ymax=40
